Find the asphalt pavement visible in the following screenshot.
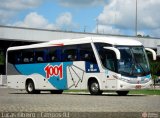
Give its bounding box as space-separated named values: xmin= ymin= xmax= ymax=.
xmin=0 ymin=87 xmax=159 ymax=118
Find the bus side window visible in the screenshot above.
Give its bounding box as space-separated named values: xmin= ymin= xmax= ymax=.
xmin=105 ymin=50 xmax=117 ymax=72
xmin=22 ymin=50 xmax=34 ymax=63
xmin=37 ymin=57 xmax=43 ymax=62
xmin=23 ymin=58 xmax=29 ymax=63
xmin=35 ymin=48 xmax=46 ymax=63
xmin=8 ymin=51 xmax=22 ymax=64
xmin=79 ymin=44 xmax=97 ymax=64
xmin=80 ymin=51 xmax=89 ymax=61
xmin=16 ymin=57 xmax=21 ymax=63
xmin=62 ymin=46 xmax=77 ymax=62
xmin=95 ymin=43 xmax=117 ymax=72
xmin=80 ymin=51 xmax=96 ymax=63
xmin=16 ymin=52 xmax=22 ymax=64
xmin=48 ymin=47 xmax=60 ymax=62
xmin=8 ymin=51 xmax=16 ymax=64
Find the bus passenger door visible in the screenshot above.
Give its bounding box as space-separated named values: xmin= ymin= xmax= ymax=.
xmin=103 ymin=49 xmax=118 ymax=90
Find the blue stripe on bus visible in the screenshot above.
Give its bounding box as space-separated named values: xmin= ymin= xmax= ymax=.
xmin=15 ymin=62 xmax=73 ymax=89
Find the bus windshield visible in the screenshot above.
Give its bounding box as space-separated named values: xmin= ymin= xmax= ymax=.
xmin=98 ymin=46 xmax=150 ymax=77
xmin=117 ymin=46 xmax=150 ymax=77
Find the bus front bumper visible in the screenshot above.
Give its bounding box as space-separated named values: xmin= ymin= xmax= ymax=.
xmin=116 ymin=79 xmax=153 ymax=90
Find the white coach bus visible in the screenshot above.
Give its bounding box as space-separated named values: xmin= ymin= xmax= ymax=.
xmin=6 ymin=37 xmax=156 ymax=95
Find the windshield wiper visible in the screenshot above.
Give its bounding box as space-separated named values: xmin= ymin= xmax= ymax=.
xmin=130 ymin=47 xmax=147 ymax=76
xmin=129 ymin=64 xmax=135 ymax=75
xmin=134 ymin=58 xmax=146 ymax=76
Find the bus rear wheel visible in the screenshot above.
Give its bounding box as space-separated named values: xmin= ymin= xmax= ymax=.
xmin=116 ymin=91 xmax=129 ymax=96
xmin=88 ymin=80 xmax=103 ymax=95
xmin=26 ymin=80 xmax=40 ymax=94
xmin=50 ymin=90 xmax=63 ymax=94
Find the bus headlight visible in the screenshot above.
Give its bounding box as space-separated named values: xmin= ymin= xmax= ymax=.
xmin=120 ymin=77 xmax=128 ymax=82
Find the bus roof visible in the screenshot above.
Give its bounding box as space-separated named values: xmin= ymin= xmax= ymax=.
xmin=7 ymin=36 xmax=142 ymax=51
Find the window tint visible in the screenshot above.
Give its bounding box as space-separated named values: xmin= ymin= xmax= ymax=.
xmin=22 ymin=49 xmax=34 ymax=63
xmin=79 ymin=44 xmax=97 ymax=64
xmin=48 ymin=47 xmax=61 ymax=62
xmin=106 ymin=50 xmax=117 ymax=71
xmin=16 ymin=51 xmax=22 ymax=64
xmin=8 ymin=43 xmax=97 ymax=64
xmin=35 ymin=48 xmax=46 ymax=63
xmin=95 ymin=43 xmax=117 ymax=72
xmin=8 ymin=51 xmax=22 ymax=64
xmin=8 ymin=50 xmax=22 ymax=64
xmin=60 ymin=43 xmax=97 ymax=63
xmin=99 ymin=49 xmax=117 ymax=71
xmin=62 ymin=46 xmax=77 ymax=61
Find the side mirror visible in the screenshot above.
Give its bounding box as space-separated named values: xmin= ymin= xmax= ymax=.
xmin=103 ymin=47 xmax=121 ymax=60
xmin=145 ymin=48 xmax=156 ymax=60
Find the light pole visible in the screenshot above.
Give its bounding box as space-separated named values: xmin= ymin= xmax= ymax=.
xmin=135 ymin=0 xmax=137 ymax=36
xmin=84 ymin=25 xmax=87 ymax=32
xmin=96 ymin=19 xmax=99 ymax=34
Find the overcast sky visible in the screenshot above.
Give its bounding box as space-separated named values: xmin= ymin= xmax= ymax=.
xmin=0 ymin=0 xmax=160 ymax=38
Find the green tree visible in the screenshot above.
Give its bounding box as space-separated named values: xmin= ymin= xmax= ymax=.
xmin=0 ymin=51 xmax=5 ymax=65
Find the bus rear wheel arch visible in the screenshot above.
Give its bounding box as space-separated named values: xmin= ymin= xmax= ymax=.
xmin=26 ymin=79 xmax=40 ymax=94
xmin=88 ymin=78 xmax=103 ymax=95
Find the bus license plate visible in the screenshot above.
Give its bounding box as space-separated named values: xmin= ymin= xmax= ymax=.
xmin=135 ymin=85 xmax=141 ymax=89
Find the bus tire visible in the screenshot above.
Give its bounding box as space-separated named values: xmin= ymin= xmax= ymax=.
xmin=116 ymin=91 xmax=129 ymax=96
xmin=26 ymin=80 xmax=37 ymax=94
xmin=50 ymin=90 xmax=63 ymax=94
xmin=88 ymin=80 xmax=103 ymax=95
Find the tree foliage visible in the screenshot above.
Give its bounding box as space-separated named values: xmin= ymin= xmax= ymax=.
xmin=149 ymin=56 xmax=160 ymax=80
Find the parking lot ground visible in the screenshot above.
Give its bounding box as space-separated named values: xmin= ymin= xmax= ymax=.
xmin=0 ymin=88 xmax=160 ymax=118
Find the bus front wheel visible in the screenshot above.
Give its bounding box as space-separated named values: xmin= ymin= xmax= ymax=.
xmin=26 ymin=80 xmax=40 ymax=94
xmin=116 ymin=91 xmax=129 ymax=96
xmin=88 ymin=80 xmax=103 ymax=95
